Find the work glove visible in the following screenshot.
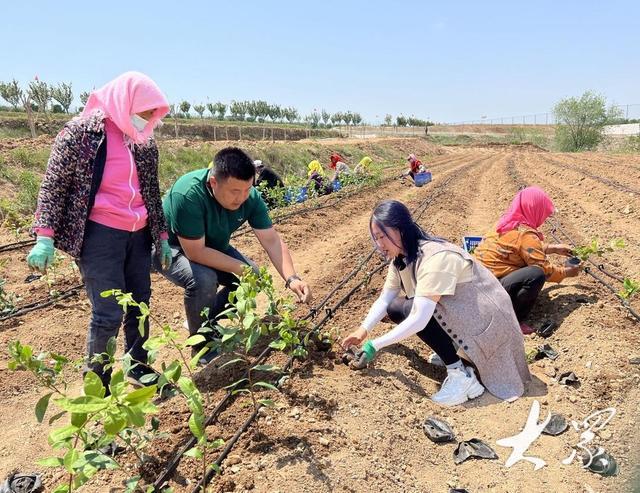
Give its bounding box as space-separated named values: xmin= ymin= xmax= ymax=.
xmin=26 ymin=236 xmax=55 ymax=273
xmin=160 ymin=240 xmax=173 ymax=270
xmin=350 ymin=340 xmax=377 ymax=370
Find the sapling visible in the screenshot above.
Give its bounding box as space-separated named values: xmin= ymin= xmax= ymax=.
xmin=211 ymin=266 xmax=308 ymax=412
xmin=0 ymin=277 xmax=19 ymax=314
xmin=7 ymin=339 xmax=160 ymax=493
xmin=619 ymin=278 xmax=639 ymax=300
xmin=572 ymin=238 xmax=625 ymax=262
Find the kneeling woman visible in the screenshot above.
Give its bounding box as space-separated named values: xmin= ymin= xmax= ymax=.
xmin=343 ymin=200 xmax=530 ymax=406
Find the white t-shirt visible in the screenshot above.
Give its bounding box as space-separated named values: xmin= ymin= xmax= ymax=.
xmin=383 ymin=249 xmax=473 ymax=298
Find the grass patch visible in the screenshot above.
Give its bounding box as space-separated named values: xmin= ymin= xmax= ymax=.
xmin=11 ymin=147 xmax=50 ymax=171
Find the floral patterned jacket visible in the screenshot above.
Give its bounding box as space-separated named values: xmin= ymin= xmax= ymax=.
xmin=32 ymin=110 xmax=168 ymax=258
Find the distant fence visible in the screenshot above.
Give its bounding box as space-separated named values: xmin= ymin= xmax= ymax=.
xmin=447 ymin=103 xmax=640 ymax=126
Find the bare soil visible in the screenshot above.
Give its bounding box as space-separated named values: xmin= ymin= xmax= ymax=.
xmin=0 ymin=140 xmax=639 ymax=493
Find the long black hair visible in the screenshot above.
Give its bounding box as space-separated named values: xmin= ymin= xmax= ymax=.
xmin=370 ymin=200 xmax=440 ymax=268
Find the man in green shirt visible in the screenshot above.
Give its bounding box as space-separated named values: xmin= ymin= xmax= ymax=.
xmin=156 ymin=147 xmax=312 ymax=364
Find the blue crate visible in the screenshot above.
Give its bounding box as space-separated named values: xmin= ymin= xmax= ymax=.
xmin=462 ymin=236 xmax=483 ymax=253
xmin=414 ymin=171 xmax=432 ymax=187
xmin=284 ymin=186 xmax=308 ymax=204
xmin=332 ymin=179 xmax=342 ymax=192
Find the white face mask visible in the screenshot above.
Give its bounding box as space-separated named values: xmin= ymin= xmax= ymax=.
xmin=131 ymin=114 xmax=148 ymax=132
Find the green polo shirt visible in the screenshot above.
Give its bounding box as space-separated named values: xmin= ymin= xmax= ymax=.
xmin=163 ymin=168 xmax=272 ymax=252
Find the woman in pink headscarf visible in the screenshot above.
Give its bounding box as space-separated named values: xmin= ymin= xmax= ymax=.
xmin=27 ymin=72 xmax=172 ymax=392
xmin=474 ymin=186 xmax=581 ymax=334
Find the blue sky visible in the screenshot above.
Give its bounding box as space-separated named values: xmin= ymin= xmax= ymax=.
xmin=2 ymin=0 xmax=638 ymax=123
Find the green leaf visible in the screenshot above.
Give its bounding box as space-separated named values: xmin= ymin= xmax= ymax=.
xmin=246 ymin=325 xmax=260 ymax=351
xmin=258 ymin=399 xmax=275 ymax=407
xmin=223 ymin=378 xmax=248 ymax=390
xmin=52 ymin=485 xmax=70 ymax=493
xmin=183 ymin=446 xmax=203 ymax=459
xmin=37 ymin=456 xmax=64 ymax=467
xmin=252 ymin=381 xmax=279 ymax=391
xmin=71 ymin=413 xmax=88 ymax=428
xmin=106 ymin=337 xmax=117 ymax=357
xmin=207 ymin=438 xmax=225 ymax=449
xmin=221 ymin=330 xmax=238 ymax=343
xmin=48 ymin=411 xmax=67 ymax=425
xmin=55 ymin=395 xmax=108 ymax=413
xmin=124 ymin=406 xmax=146 ymax=428
xmin=185 ymin=334 xmax=206 ymax=346
xmin=63 ymin=448 xmax=80 ymax=473
xmin=252 ymin=364 xmax=280 ymax=372
xmin=83 ymin=450 xmax=119 ymax=470
xmin=189 ymin=347 xmax=209 ymax=370
xmin=139 ymin=373 xmax=158 ymax=384
xmin=218 ymin=357 xmax=245 ymax=370
xmin=104 ymin=412 xmax=127 ymax=435
xmin=124 ymin=385 xmax=157 ymax=404
xmin=35 ymin=392 xmax=54 ymax=423
xmin=83 ymin=371 xmax=106 ymax=398
xmin=243 ymin=312 xmax=257 ymax=330
xmin=125 ymin=476 xmax=141 ymax=493
xmin=269 ymin=340 xmax=287 ymax=350
xmin=48 ymin=424 xmax=79 ymax=446
xmin=188 ymin=413 xmax=205 ymax=440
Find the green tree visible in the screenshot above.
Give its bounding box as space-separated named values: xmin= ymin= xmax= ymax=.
xmin=29 ymin=78 xmax=50 ymax=114
xmin=229 ymin=100 xmax=245 ymax=120
xmin=352 ymin=112 xmax=362 ymax=125
xmin=384 ymin=114 xmax=392 ymax=126
xmin=79 ymin=91 xmax=90 ymax=106
xmin=179 ymin=100 xmax=191 ymax=117
xmin=284 ymin=107 xmax=298 ymax=124
xmin=206 ymin=102 xmax=216 ymax=118
xmin=215 ymin=102 xmax=227 ymax=120
xmin=0 ymin=79 xmax=22 ymax=110
xmin=51 ymin=82 xmax=73 ymax=113
xmin=268 ymin=104 xmax=281 ymax=123
xmin=553 ymin=91 xmax=623 ymax=151
xmin=396 ymin=115 xmax=407 ymax=127
xmin=193 ymin=104 xmax=206 ymax=118
xmin=321 ymin=109 xmax=330 ymax=126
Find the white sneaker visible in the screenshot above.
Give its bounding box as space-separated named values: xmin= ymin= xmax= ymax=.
xmin=431 ymin=367 xmax=485 ymax=406
xmin=428 ymin=353 xmax=445 ymax=367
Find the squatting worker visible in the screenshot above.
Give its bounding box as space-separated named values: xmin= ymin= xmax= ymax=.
xmin=342 ymin=200 xmax=531 ymax=406
xmin=474 ymin=186 xmax=580 ymax=335
xmin=157 ymin=147 xmax=312 ymax=365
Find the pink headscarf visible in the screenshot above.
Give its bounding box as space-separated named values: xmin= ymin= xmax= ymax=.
xmin=82 ymin=71 xmax=169 ymax=145
xmin=496 ymin=186 xmax=555 ymax=240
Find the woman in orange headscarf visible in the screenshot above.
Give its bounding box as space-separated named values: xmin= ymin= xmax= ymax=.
xmin=474 ymin=186 xmax=581 ymax=334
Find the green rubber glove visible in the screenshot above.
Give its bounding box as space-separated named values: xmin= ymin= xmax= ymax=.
xmin=27 ymin=236 xmax=55 ymax=273
xmin=362 ymin=340 xmax=377 ymax=362
xmin=350 ymin=340 xmax=377 ymax=370
xmin=160 ymin=240 xmax=173 ymax=270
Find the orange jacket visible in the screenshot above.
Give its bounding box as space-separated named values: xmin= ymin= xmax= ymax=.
xmin=474 ymin=226 xmax=567 ymax=283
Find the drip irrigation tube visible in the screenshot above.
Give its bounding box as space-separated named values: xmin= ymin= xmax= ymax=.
xmin=0 ymin=283 xmax=84 ymax=323
xmin=152 ymin=157 xmax=484 ymax=490
xmin=546 ymin=157 xmax=640 ymax=196
xmin=191 ymin=262 xmax=388 ymax=493
xmin=507 ymin=158 xmax=639 ymax=323
xmin=0 ymin=238 xmax=36 ymax=253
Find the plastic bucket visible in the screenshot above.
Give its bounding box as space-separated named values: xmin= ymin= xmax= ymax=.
xmin=414 ymin=171 xmax=432 ymax=187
